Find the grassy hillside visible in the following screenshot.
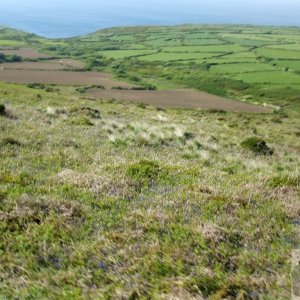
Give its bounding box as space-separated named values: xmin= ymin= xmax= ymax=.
xmin=1 ymin=82 xmax=300 ymax=299
xmin=0 ymin=25 xmax=300 ymax=299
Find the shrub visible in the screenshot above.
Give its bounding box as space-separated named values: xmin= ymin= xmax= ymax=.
xmin=1 ymin=137 xmax=22 ymax=146
xmin=137 ymin=103 xmax=147 ymax=109
xmin=45 ymin=87 xmax=59 ymax=93
xmin=69 ymin=106 xmax=100 ymax=119
xmin=126 ymin=160 xmax=161 ymax=188
xmin=111 ymin=86 xmax=128 ymax=90
xmin=268 ymin=175 xmax=300 ymax=188
xmin=0 ymin=104 xmax=6 ymax=116
xmin=129 ymin=75 xmax=141 ymax=82
xmin=27 ymin=83 xmax=46 ymax=89
xmin=241 ymin=137 xmax=274 ymax=156
xmin=68 ymin=117 xmax=94 ymax=126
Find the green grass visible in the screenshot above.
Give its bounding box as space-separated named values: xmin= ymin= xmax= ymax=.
xmin=256 ymin=48 xmax=300 ymax=60
xmin=0 ymin=39 xmax=26 ymax=47
xmin=98 ymin=49 xmax=156 ymax=59
xmin=231 ymin=70 xmax=300 ymax=84
xmin=210 ymin=62 xmax=278 ymax=74
xmin=139 ymin=52 xmax=218 ymax=61
xmin=266 ymin=43 xmax=300 ymax=51
xmin=1 ymin=25 xmax=300 ymax=298
xmin=274 ymin=60 xmax=300 ymax=72
xmin=0 ymin=82 xmax=299 ymax=299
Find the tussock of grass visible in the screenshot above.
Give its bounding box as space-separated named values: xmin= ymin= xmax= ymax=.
xmin=241 ymin=137 xmax=274 ymax=156
xmin=1 ymin=137 xmax=22 ymax=146
xmin=67 ymin=116 xmax=94 ymax=126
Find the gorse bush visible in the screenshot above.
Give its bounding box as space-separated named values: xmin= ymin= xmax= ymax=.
xmin=126 ymin=160 xmax=161 ymax=188
xmin=68 ymin=117 xmax=94 ymax=126
xmin=27 ymin=83 xmax=46 ymax=89
xmin=69 ymin=106 xmax=101 ymax=119
xmin=0 ymin=104 xmax=6 ymax=116
xmin=241 ymin=137 xmax=274 ymax=156
xmin=1 ymin=137 xmax=22 ymax=146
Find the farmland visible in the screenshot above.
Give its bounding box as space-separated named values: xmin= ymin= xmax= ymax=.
xmin=2 ymin=25 xmax=300 ymax=105
xmin=1 ymin=25 xmax=300 ymax=299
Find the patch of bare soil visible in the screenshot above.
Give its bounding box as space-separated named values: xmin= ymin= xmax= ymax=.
xmin=0 ymin=48 xmax=52 ymax=59
xmin=0 ymin=59 xmax=85 ymax=70
xmin=87 ymin=88 xmax=272 ymax=113
xmin=0 ymin=69 xmax=135 ymax=89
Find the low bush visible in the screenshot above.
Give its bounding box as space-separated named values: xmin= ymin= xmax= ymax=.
xmin=1 ymin=137 xmax=22 ymax=146
xmin=68 ymin=117 xmax=94 ymax=126
xmin=241 ymin=137 xmax=274 ymax=156
xmin=126 ymin=160 xmax=161 ymax=189
xmin=69 ymin=106 xmax=100 ymax=119
xmin=27 ymin=83 xmax=46 ymax=89
xmin=0 ymin=104 xmax=6 ymax=116
xmin=268 ymin=175 xmax=300 ymax=188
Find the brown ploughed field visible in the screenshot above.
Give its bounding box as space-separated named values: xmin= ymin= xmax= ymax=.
xmin=0 ymin=69 xmax=135 ymax=89
xmin=87 ymin=88 xmax=271 ymax=113
xmin=0 ymin=59 xmax=85 ymax=70
xmin=0 ymin=47 xmax=270 ymax=112
xmin=0 ymin=47 xmax=52 ymax=59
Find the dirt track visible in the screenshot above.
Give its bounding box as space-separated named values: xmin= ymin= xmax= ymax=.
xmin=87 ymin=88 xmax=271 ymax=113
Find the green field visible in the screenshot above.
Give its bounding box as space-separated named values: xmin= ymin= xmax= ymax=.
xmin=275 ymin=60 xmax=300 ymax=72
xmin=40 ymin=24 xmax=300 ymax=98
xmin=210 ymin=62 xmax=278 ymax=74
xmin=98 ymin=49 xmax=156 ymax=59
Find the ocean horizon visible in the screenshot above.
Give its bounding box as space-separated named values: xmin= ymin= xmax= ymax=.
xmin=1 ymin=0 xmax=300 ymax=38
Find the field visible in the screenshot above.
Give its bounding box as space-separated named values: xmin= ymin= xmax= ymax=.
xmin=0 ymin=59 xmax=85 ymax=70
xmin=0 ymin=70 xmax=136 ymax=88
xmin=0 ymin=25 xmax=300 ymax=299
xmin=0 ymin=47 xmax=52 ymax=59
xmin=87 ymin=88 xmax=271 ymax=112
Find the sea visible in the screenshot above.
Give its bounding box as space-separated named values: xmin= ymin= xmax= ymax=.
xmin=1 ymin=0 xmax=300 ymax=38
